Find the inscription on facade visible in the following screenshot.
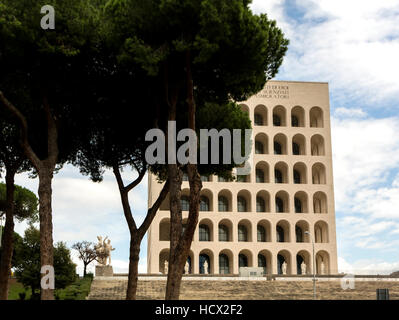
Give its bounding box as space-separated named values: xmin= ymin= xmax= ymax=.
xmin=256 ymin=85 xmax=289 ymax=99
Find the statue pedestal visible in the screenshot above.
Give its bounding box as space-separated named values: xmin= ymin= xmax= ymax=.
xmin=95 ymin=265 xmax=114 ymax=277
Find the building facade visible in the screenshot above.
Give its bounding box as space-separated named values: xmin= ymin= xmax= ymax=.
xmin=147 ymin=80 xmax=338 ymax=276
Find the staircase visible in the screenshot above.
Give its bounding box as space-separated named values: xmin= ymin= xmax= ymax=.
xmin=87 ymin=278 xmax=399 ymax=300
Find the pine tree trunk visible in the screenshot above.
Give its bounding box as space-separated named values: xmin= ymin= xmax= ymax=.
xmin=165 ymin=164 xmax=183 ymax=300
xmin=0 ymin=92 xmax=57 ymax=301
xmin=126 ymin=237 xmax=140 ymax=300
xmin=0 ymin=170 xmax=16 ymax=300
xmin=38 ymin=168 xmax=55 ymax=300
xmin=165 ymin=51 xmax=202 ymax=300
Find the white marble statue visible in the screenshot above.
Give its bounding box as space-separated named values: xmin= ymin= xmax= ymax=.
xmin=301 ymin=261 xmax=307 ymax=275
xmin=203 ymin=260 xmax=209 ymax=275
xmin=184 ymin=261 xmax=190 ymax=274
xmin=164 ymin=260 xmax=169 ymax=274
xmin=104 ymin=239 xmax=115 ymax=265
xmin=95 ymin=236 xmax=106 ymax=265
xmin=282 ymin=261 xmax=287 ymax=275
xmin=321 ymin=261 xmax=325 ymax=275
xmin=95 ymin=236 xmax=115 ymax=266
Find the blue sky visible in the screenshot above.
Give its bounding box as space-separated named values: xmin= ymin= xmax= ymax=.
xmin=5 ymin=0 xmax=399 ymax=275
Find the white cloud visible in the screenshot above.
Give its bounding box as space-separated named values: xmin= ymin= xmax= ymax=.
xmin=332 ymin=114 xmax=399 ymax=265
xmin=334 ymin=107 xmax=367 ymax=118
xmin=332 ymin=116 xmax=399 ymax=211
xmin=252 ymin=0 xmax=399 ymax=105
xmin=339 ymin=256 xmax=399 ymax=275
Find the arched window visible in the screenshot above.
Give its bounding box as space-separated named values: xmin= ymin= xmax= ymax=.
xmin=218 ymin=196 xmax=228 ymax=212
xmin=294 ymin=170 xmax=301 ymax=184
xmin=310 ymin=107 xmax=324 ymax=128
xmin=274 ymin=142 xmax=282 ymax=155
xmin=254 ymin=114 xmax=263 ymax=126
xmin=237 ymin=196 xmax=247 ymax=212
xmin=256 ymin=169 xmax=265 ymax=183
xmin=219 ymin=254 xmax=230 ymax=274
xmin=275 ymin=169 xmax=283 ymax=183
xmin=258 ymin=254 xmax=267 ymax=274
xmin=296 ymin=255 xmax=304 ymax=275
xmin=291 ymin=115 xmax=299 ymax=127
xmin=255 ymin=141 xmax=264 ymax=154
xmin=256 ymin=197 xmax=266 ymax=212
xmin=199 ymin=225 xmax=210 ymax=241
xmin=238 ymin=225 xmax=248 ymax=242
xmin=295 ymin=198 xmax=302 ymax=213
xmin=239 ymin=254 xmax=248 ymax=268
xmin=275 ymin=197 xmax=284 ymax=213
xmin=199 ymin=254 xmax=210 ymax=274
xmin=296 ymin=226 xmax=303 ymax=242
xmin=257 ymin=225 xmax=266 ymax=242
xmin=181 ymin=196 xmax=190 ymax=211
xmin=273 ymin=115 xmax=281 ymax=126
xmin=292 ymin=142 xmax=300 ymax=155
xmin=200 ymin=196 xmax=210 ymax=211
xmin=219 ymin=225 xmax=229 ymax=242
xmin=276 ymin=226 xmax=284 ymax=242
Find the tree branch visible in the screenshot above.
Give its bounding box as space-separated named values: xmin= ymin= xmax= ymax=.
xmin=125 ymin=167 xmax=146 ymax=193
xmin=112 ymin=164 xmax=137 ymax=231
xmin=0 ymin=91 xmax=41 ymax=169
xmin=138 ymin=178 xmax=170 ymax=238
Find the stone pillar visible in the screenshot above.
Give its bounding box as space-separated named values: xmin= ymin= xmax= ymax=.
xmin=272 ymin=253 xmax=278 ymax=274
xmin=232 ymin=253 xmax=239 ymax=275
xmin=193 ymin=251 xmax=199 ymax=274
xmin=290 ymin=224 xmax=296 ymax=244
xmin=213 ymin=225 xmax=218 ymax=243
xmin=213 ymin=253 xmax=219 ymax=275
xmin=232 ymin=223 xmax=237 ymax=242
xmin=289 ymin=255 xmax=296 ymax=275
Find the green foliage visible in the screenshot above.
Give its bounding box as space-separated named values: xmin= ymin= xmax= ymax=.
xmin=0 ymin=0 xmax=102 ymax=56
xmin=7 ymin=281 xmax=31 ymax=300
xmin=104 ymin=0 xmax=288 ymax=182
xmin=106 ymin=0 xmax=289 ymax=102
xmin=0 ymin=183 xmax=38 ymax=223
xmin=8 ymin=276 xmax=92 ymax=300
xmin=0 ymin=228 xmax=23 ymax=267
xmin=13 ymin=226 xmax=41 ymax=294
xmin=13 ymin=226 xmax=77 ymax=294
xmin=0 ymin=0 xmax=106 ymax=163
xmin=53 ymin=242 xmax=78 ymax=289
xmin=55 ymin=276 xmax=93 ymax=300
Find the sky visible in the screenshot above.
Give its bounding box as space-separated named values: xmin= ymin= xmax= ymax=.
xmin=4 ymin=0 xmax=399 ymax=275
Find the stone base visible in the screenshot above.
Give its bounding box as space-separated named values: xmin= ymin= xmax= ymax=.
xmin=95 ymin=265 xmax=114 ymax=277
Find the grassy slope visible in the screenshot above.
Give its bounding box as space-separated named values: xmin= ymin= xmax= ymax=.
xmin=8 ymin=276 xmax=93 ymax=300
